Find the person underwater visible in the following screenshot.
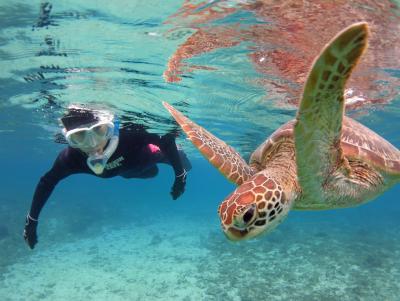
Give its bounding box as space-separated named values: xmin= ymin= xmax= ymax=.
xmin=24 ymin=104 xmax=191 ymax=249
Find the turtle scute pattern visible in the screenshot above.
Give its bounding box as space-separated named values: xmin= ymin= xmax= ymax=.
xmin=341 ymin=118 xmax=400 ymax=174
xmin=188 ymin=125 xmax=254 ymax=184
xmin=218 ymin=173 xmax=287 ymax=232
xmin=297 ymin=24 xmax=368 ymax=148
xmin=294 ymin=23 xmax=369 ymax=200
xmin=306 ymin=25 xmax=368 ymax=106
xmin=163 ymin=23 xmax=400 ymax=242
xmin=163 ymin=101 xmax=255 ymax=185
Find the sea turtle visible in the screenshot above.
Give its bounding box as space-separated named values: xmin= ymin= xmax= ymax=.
xmin=163 ymin=23 xmax=400 ymax=240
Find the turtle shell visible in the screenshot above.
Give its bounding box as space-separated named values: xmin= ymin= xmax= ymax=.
xmin=250 ymin=117 xmax=400 ymax=175
xmin=341 ymin=117 xmax=400 ymax=175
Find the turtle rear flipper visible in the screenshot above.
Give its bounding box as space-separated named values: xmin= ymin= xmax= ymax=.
xmin=163 ymin=102 xmax=255 ymax=185
xmin=294 ymin=22 xmax=369 ymax=200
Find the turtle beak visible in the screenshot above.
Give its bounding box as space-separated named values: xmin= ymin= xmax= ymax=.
xmin=225 ymin=227 xmax=249 ymax=241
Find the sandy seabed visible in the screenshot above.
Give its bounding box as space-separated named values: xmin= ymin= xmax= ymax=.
xmin=1 ymin=213 xmax=399 ymax=301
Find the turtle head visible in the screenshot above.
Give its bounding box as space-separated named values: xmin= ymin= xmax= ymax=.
xmin=218 ymin=173 xmax=293 ymax=241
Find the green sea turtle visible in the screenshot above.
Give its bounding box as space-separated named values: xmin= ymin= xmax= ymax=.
xmin=163 ymin=23 xmax=400 ymax=240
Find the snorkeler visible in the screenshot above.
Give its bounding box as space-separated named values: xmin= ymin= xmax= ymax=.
xmin=23 ymin=104 xmax=191 ymax=249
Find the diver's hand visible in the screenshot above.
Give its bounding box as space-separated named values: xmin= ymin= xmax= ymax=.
xmin=23 ymin=214 xmax=38 ymax=249
xmin=171 ymin=169 xmax=187 ymax=200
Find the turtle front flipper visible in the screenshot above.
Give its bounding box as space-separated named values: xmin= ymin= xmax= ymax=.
xmin=294 ymin=22 xmax=368 ymax=200
xmin=163 ymin=102 xmax=255 ymax=185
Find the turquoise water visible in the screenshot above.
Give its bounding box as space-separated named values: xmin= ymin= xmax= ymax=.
xmin=1 ymin=1 xmax=400 ymax=300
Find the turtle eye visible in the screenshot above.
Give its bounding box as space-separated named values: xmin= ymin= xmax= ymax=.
xmin=243 ymin=206 xmax=255 ymax=224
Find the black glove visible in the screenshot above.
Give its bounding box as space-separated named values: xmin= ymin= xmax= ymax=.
xmin=23 ymin=214 xmax=38 ymax=249
xmin=171 ymin=169 xmax=187 ymax=200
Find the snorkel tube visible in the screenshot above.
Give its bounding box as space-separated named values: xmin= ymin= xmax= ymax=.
xmin=87 ymin=118 xmax=120 ymax=175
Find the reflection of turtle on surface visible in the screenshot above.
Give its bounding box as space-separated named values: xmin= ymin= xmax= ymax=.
xmin=163 ymin=23 xmax=400 ymax=240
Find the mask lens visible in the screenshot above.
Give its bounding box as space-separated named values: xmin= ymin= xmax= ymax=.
xmin=92 ymin=124 xmax=109 ymax=137
xmin=69 ymin=130 xmax=87 ymax=144
xmin=66 ymin=122 xmax=113 ymax=148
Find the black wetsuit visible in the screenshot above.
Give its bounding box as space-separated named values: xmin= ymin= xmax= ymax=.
xmin=29 ymin=125 xmax=188 ymax=220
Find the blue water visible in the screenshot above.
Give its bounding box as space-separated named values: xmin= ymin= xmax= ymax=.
xmin=1 ymin=1 xmax=399 ymax=300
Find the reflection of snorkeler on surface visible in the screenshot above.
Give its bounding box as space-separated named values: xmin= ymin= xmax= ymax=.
xmin=23 ymin=104 xmax=191 ymax=249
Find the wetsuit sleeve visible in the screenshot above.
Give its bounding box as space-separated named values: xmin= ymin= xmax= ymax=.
xmin=28 ymin=148 xmax=83 ymax=220
xmin=146 ymin=133 xmax=185 ymax=176
xmin=160 ymin=133 xmax=185 ymax=176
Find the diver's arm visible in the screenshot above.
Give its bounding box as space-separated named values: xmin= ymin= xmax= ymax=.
xmin=149 ymin=132 xmax=187 ymax=200
xmin=29 ymin=166 xmax=65 ymax=220
xmin=160 ymin=133 xmax=186 ymax=176
xmin=24 ymin=149 xmax=78 ymax=249
xmin=29 ymin=149 xmax=80 ymax=220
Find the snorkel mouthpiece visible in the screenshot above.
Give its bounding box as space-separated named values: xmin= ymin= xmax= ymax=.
xmin=87 ymin=155 xmax=108 ymax=175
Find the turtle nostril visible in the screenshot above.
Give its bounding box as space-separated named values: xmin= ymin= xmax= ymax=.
xmin=243 ymin=207 xmax=255 ymax=224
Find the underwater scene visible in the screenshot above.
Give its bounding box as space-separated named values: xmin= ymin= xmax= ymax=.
xmin=1 ymin=1 xmax=400 ymax=300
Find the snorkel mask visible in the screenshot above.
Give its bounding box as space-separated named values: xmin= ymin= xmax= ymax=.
xmin=85 ymin=119 xmax=119 ymax=175
xmin=61 ymin=105 xmax=120 ymax=175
